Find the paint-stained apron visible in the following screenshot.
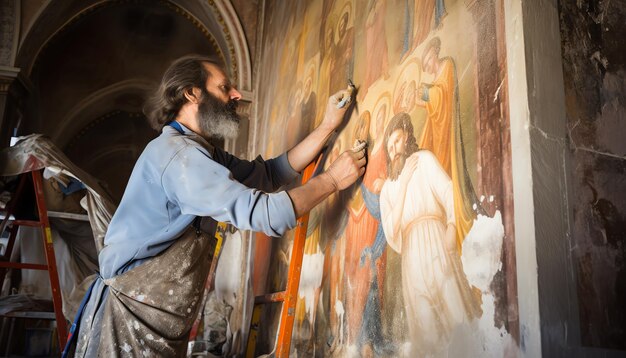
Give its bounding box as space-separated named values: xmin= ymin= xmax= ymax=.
xmin=76 ymin=224 xmax=214 ymax=357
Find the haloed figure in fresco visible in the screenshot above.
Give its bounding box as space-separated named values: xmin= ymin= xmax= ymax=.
xmin=416 ymin=37 xmax=454 ymax=174
xmin=379 ymin=113 xmax=481 ymax=356
xmin=416 ymin=36 xmax=482 ymax=251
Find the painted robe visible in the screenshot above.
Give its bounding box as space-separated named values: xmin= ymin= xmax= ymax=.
xmin=343 ymin=143 xmax=388 ymax=344
xmin=419 ymin=57 xmax=476 ymax=247
xmin=363 ymin=0 xmax=389 ymax=94
xmin=380 ymin=150 xmax=481 ymax=355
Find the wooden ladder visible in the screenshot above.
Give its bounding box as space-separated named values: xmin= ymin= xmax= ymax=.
xmin=0 ymin=170 xmax=69 ymax=352
xmin=247 ymin=157 xmax=321 ymax=358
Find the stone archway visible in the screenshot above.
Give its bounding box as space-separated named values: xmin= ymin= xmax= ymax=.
xmin=7 ymin=0 xmax=255 ymax=201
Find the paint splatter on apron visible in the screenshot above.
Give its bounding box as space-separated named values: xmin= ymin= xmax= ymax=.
xmin=75 ymin=224 xmax=216 ymax=357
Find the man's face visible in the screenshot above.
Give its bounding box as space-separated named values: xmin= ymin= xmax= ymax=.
xmin=203 ymin=63 xmax=242 ymax=103
xmin=387 ymin=129 xmax=408 ymax=180
xmin=196 ymin=63 xmax=243 ymax=140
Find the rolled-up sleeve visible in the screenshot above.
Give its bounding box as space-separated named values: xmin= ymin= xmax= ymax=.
xmin=211 ymin=148 xmax=299 ymax=192
xmin=162 ymin=145 xmax=296 ymax=237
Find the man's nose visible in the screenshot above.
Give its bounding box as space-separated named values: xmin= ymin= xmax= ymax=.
xmin=230 ymin=87 xmax=242 ymax=101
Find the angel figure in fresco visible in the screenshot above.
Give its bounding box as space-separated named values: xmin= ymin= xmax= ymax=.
xmin=361 ymin=0 xmax=390 ymax=100
xmin=379 ymin=113 xmax=482 ymax=356
xmin=416 ymin=36 xmax=485 ymax=251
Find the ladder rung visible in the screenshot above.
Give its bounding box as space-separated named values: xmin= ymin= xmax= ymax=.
xmin=0 ymin=262 xmax=48 ymax=270
xmin=9 ymin=220 xmax=44 ymax=227
xmin=255 ymin=291 xmax=285 ymax=304
xmin=48 ymin=211 xmax=89 ymax=221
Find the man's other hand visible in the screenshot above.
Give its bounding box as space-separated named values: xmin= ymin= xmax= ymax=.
xmin=323 ymin=143 xmax=366 ymax=191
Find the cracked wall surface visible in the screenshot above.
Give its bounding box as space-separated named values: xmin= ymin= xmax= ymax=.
xmin=558 ymin=0 xmax=626 ymax=350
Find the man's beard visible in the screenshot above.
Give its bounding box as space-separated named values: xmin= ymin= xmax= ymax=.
xmin=388 ymin=154 xmax=408 ymax=181
xmin=197 ymin=91 xmax=240 ymax=140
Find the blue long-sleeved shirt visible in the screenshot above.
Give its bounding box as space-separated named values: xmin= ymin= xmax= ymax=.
xmin=98 ymin=122 xmax=298 ymax=278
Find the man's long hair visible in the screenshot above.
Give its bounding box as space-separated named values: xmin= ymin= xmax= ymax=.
xmin=384 ymin=112 xmax=419 ymax=176
xmin=144 ymin=55 xmax=220 ymax=131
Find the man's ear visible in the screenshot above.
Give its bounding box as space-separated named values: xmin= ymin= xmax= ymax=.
xmin=184 ymin=87 xmax=203 ymax=104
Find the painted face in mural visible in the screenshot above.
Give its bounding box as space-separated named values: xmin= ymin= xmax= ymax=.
xmin=304 ymin=77 xmax=312 ymax=97
xmin=403 ymin=81 xmax=417 ymax=111
xmin=354 ymin=111 xmax=371 ymax=144
xmin=385 ymin=113 xmax=419 ymax=180
xmin=422 ymin=38 xmax=442 ymax=75
xmin=387 ymin=129 xmax=408 ymax=180
xmin=374 ymin=104 xmax=387 ymax=140
xmin=325 ymin=26 xmax=334 ymax=52
xmin=338 ymin=12 xmax=349 ymax=40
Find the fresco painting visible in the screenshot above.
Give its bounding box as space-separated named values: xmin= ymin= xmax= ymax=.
xmin=256 ymin=0 xmax=516 ymax=356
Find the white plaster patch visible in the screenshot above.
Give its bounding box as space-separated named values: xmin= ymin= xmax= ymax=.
xmin=133 ymin=321 xmax=139 ymax=330
xmin=462 ymin=211 xmax=505 ymax=292
xmin=146 ymin=334 xmax=154 ymax=340
xmin=446 ymin=210 xmax=517 ymax=356
xmin=121 ymin=342 xmax=132 ymax=353
xmin=136 ymin=294 xmax=146 ymax=302
xmin=298 ymin=248 xmax=325 ymax=324
xmin=168 ymin=289 xmax=174 ymax=296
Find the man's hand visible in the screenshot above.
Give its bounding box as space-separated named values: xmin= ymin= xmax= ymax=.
xmin=320 ymin=89 xmax=353 ymax=132
xmin=323 ymin=142 xmax=367 ymax=191
xmin=287 ymin=142 xmax=366 ymax=218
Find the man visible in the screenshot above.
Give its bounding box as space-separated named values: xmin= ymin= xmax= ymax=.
xmin=379 ymin=113 xmax=481 ymax=356
xmin=70 ymin=55 xmax=366 ymax=356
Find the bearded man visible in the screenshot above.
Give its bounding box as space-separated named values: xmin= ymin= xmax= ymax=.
xmin=68 ymin=55 xmax=366 ymax=357
xmin=379 ymin=113 xmax=481 ymax=356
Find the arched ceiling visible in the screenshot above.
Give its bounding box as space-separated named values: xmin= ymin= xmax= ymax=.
xmin=12 ymin=0 xmax=253 ymax=202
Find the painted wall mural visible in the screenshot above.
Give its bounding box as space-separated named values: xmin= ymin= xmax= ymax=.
xmin=255 ymin=0 xmax=517 ymax=356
